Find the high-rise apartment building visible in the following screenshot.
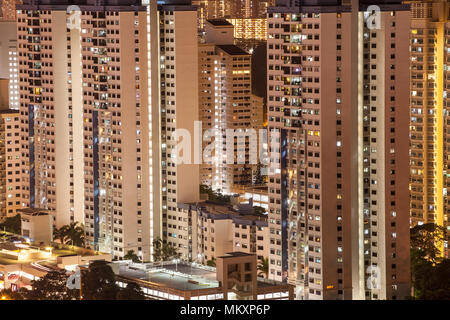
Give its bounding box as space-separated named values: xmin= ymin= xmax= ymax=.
xmin=194 ymin=0 xmax=274 ymax=20
xmin=267 ymin=0 xmax=410 ymax=299
xmin=17 ymin=0 xmax=152 ymax=261
xmin=226 ymin=17 xmax=267 ymax=51
xmin=0 ymin=21 xmax=19 ymax=109
xmin=194 ymin=0 xmax=273 ymax=51
xmin=226 ymin=17 xmax=267 ymax=41
xmin=15 ymin=0 xmax=200 ymax=261
xmin=199 ymin=19 xmax=262 ymax=194
xmin=408 ymin=0 xmax=449 ymax=257
xmin=193 ymin=0 xmax=274 ymax=36
xmin=158 ymin=0 xmax=201 ymax=251
xmin=0 ymin=104 xmax=21 ymax=218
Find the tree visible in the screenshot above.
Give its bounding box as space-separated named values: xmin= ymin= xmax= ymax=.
xmin=253 ymin=206 xmax=266 ymax=215
xmin=424 ymin=259 xmax=450 ymax=299
xmin=54 ymin=225 xmax=69 ymax=244
xmin=54 ymin=222 xmax=85 ymax=247
xmin=124 ymin=250 xmax=141 ymax=263
xmin=410 ymin=223 xmax=445 ymax=264
xmin=412 ymin=259 xmax=450 ymax=300
xmin=410 ymin=223 xmax=449 ymax=299
xmin=206 ymin=258 xmax=216 ymax=267
xmin=253 ymin=162 xmax=266 ymax=185
xmin=0 ymin=214 xmax=21 ymax=234
xmin=0 ymin=288 xmax=28 ymax=300
xmin=64 ymin=222 xmax=85 ymax=247
xmin=199 ymin=184 xmax=231 ymax=204
xmin=162 ymin=242 xmax=181 ymax=261
xmin=257 ymin=257 xmax=269 ymax=278
xmin=26 ymin=270 xmax=78 ymax=300
xmin=116 ymin=282 xmax=146 ymax=300
xmin=152 ymin=237 xmax=181 ymax=262
xmin=199 ymin=184 xmax=211 ymax=195
xmin=81 ymin=260 xmax=120 ymax=300
xmin=152 ymin=237 xmax=164 ymax=262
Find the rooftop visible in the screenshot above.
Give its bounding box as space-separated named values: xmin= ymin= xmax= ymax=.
xmin=219 ymin=252 xmax=255 ymax=258
xmin=0 ymin=232 xmax=107 ymax=267
xmin=114 ymin=260 xmax=292 ymax=299
xmin=217 ymin=45 xmax=249 ymax=56
xmin=245 ymin=185 xmax=268 ymax=193
xmin=18 ymin=0 xmax=147 ymax=11
xmin=0 ymin=109 xmax=19 ymax=115
xmin=207 ymin=19 xmax=233 ymax=27
xmin=17 ymin=208 xmax=51 ymax=216
xmin=116 ymin=261 xmax=219 ymax=291
xmin=21 ymin=0 xmax=142 ymax=5
xmin=179 ymin=201 xmax=267 ymax=225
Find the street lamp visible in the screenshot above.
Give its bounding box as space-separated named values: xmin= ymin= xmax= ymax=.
xmin=172 ymin=258 xmax=180 ymax=273
xmin=196 ymin=253 xmax=204 ymax=267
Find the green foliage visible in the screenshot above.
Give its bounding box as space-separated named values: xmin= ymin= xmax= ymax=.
xmin=0 ymin=214 xmax=21 ymax=234
xmin=412 ymin=258 xmax=450 ymax=299
xmin=81 ymin=260 xmax=120 ymax=300
xmin=253 ymin=162 xmax=266 ymax=185
xmin=53 ymin=226 xmax=66 ymax=244
xmin=257 ymin=257 xmax=269 ymax=278
xmin=410 ymin=223 xmax=450 ymax=299
xmin=54 ymin=222 xmax=85 ymax=247
xmin=253 ymin=206 xmax=266 ymax=215
xmin=0 ymin=288 xmax=29 ymax=300
xmin=123 ymin=250 xmax=141 ymax=263
xmin=26 ymin=270 xmax=78 ymax=300
xmin=200 ymin=184 xmax=231 ymax=204
xmin=0 ymin=261 xmax=149 ymax=300
xmin=410 ymin=223 xmax=445 ymax=264
xmin=116 ymin=282 xmax=145 ymax=300
xmin=206 ymin=258 xmax=216 ymax=267
xmin=152 ymin=237 xmax=181 ymax=262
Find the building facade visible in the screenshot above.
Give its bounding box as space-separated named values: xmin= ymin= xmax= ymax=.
xmin=16 ymin=0 xmax=152 ymax=261
xmin=199 ymin=19 xmax=263 ymax=194
xmin=158 ymin=1 xmax=201 ymax=250
xmin=408 ymin=0 xmax=449 ymax=257
xmin=0 ymin=108 xmax=21 ymax=218
xmin=193 ymin=0 xmax=274 ymax=20
xmin=267 ymin=0 xmax=410 ymax=300
xmin=227 ymin=18 xmax=267 ymax=41
xmin=15 ymin=0 xmax=203 ymax=261
xmin=0 ymin=21 xmax=19 ymax=109
xmin=177 ymin=201 xmax=269 ymax=263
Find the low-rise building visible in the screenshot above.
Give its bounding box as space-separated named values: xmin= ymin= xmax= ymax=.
xmin=199 ymin=19 xmax=264 ymax=194
xmin=0 ymin=238 xmax=110 ymax=290
xmin=18 ymin=208 xmax=53 ymax=244
xmin=114 ymin=255 xmax=293 ymax=300
xmin=232 ymin=184 xmax=269 ymax=213
xmin=173 ymin=201 xmax=269 ymax=264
